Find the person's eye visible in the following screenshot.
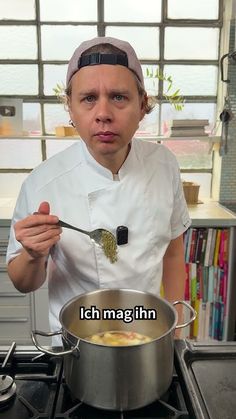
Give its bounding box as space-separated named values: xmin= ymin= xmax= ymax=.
xmin=114 ymin=94 xmax=125 ymax=101
xmin=84 ymin=95 xmax=96 ymax=103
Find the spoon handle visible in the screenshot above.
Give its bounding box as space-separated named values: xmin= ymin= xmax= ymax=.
xmin=58 ymin=220 xmax=90 ymax=236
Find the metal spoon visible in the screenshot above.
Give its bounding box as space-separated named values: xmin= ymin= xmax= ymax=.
xmin=33 ymin=212 xmax=117 ymax=262
xmin=58 ymin=219 xmax=116 ymax=248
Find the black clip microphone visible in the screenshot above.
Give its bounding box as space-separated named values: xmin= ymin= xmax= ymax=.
xmin=116 ymin=226 xmax=128 ymax=245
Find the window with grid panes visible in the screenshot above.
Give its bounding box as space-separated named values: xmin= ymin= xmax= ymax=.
xmin=0 ymin=0 xmax=222 ymax=199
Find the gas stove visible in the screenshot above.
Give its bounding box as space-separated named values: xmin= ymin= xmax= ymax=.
xmin=175 ymin=339 xmax=236 ymax=419
xmin=1 ymin=340 xmax=236 ymax=419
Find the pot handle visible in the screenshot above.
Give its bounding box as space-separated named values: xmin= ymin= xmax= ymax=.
xmin=173 ymin=300 xmax=197 ymax=329
xmin=31 ymin=329 xmax=80 ymax=357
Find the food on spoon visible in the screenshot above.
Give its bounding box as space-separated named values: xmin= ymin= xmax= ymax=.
xmin=101 ymin=231 xmax=118 ymax=263
xmin=85 ymin=330 xmax=152 ymax=346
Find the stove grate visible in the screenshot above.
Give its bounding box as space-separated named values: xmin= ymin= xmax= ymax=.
xmin=0 ymin=350 xmax=63 ymax=419
xmin=54 ymin=376 xmax=190 ymax=419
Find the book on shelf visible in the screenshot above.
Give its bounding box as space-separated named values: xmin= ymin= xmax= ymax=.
xmin=168 ymin=128 xmax=208 ymax=137
xmin=185 ymin=228 xmax=192 ymax=262
xmin=204 ymin=301 xmax=211 ymax=340
xmin=169 ymin=119 xmax=209 ymax=127
xmin=190 ymin=263 xmax=197 ymax=302
xmin=208 ymin=228 xmax=217 ymax=266
xmin=202 ymin=266 xmax=208 ymax=302
xmin=213 ymin=229 xmax=221 ymax=266
xmin=189 ymin=228 xmax=198 ymax=262
xmin=197 ymin=301 xmax=206 ymax=340
xmin=194 ymin=228 xmax=205 ymax=264
xmin=165 ymin=119 xmax=210 ymax=138
xmin=199 ymin=229 xmax=208 ymax=265
xmin=204 ymin=228 xmax=213 ymax=266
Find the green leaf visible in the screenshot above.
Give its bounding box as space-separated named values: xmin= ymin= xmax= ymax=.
xmin=172 ymin=89 xmax=180 ymax=97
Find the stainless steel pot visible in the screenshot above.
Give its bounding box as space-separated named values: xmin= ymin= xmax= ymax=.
xmin=32 ymin=288 xmax=196 ymax=411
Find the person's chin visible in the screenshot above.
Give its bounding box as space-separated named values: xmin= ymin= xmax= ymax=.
xmin=97 ymin=140 xmax=117 ymax=150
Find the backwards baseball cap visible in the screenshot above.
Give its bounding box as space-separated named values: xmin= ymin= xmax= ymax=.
xmin=66 ymin=36 xmax=144 ymax=89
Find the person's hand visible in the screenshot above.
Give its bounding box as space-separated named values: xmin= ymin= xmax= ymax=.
xmin=14 ymin=201 xmax=61 ymax=260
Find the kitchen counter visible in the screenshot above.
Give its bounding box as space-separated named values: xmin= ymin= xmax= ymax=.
xmin=188 ymin=200 xmax=236 ymax=227
xmin=1 ymin=198 xmax=236 ymax=227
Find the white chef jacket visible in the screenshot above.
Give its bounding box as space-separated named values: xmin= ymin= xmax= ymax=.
xmin=7 ymin=138 xmax=191 ymax=341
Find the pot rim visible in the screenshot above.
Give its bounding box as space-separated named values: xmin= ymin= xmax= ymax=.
xmin=59 ymin=288 xmax=178 ymax=346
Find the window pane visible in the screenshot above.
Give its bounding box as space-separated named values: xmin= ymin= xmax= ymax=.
xmin=164 ymin=140 xmax=212 ymax=170
xmin=0 ymin=26 xmax=37 ymax=59
xmin=0 ymin=140 xmax=42 ymax=168
xmin=41 ymin=25 xmax=97 ymax=60
xmin=40 ymin=0 xmax=97 ymax=22
xmin=164 ymin=65 xmax=218 ymax=96
xmin=180 ymin=173 xmax=211 ymax=199
xmin=165 ymin=27 xmax=219 ymax=60
xmin=44 ymin=104 xmax=69 ymax=134
xmin=0 ymin=173 xmax=28 ymax=197
xmin=0 ymin=0 xmax=35 ymax=20
xmin=137 ymin=106 xmax=159 ymax=135
xmin=143 ymin=65 xmax=159 ymax=95
xmin=44 ymin=65 xmax=67 ymax=96
xmin=105 ymin=0 xmax=161 ymax=22
xmin=23 ymin=103 xmax=41 ymax=135
xmin=161 ymin=103 xmax=216 ymax=135
xmin=106 ymin=27 xmax=159 ymax=59
xmin=0 ymin=65 xmax=38 ymax=94
xmin=167 ymin=0 xmax=219 ymax=20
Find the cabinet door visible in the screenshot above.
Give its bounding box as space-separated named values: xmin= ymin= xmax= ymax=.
xmin=0 ymin=224 xmax=33 ymax=344
xmin=34 ymin=287 xmax=51 ymax=346
xmin=0 ymin=267 xmax=33 ymax=344
xmin=0 ymin=306 xmax=33 ymax=344
xmin=0 ymin=268 xmax=30 ymax=305
xmin=0 ymin=226 xmax=10 ymax=241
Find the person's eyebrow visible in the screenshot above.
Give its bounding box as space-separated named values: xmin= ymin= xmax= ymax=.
xmin=77 ymin=89 xmax=98 ymax=97
xmin=77 ymin=88 xmax=131 ymax=97
xmin=109 ymin=89 xmax=130 ymax=95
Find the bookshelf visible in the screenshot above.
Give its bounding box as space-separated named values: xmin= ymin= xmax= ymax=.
xmin=183 ymin=225 xmax=236 ymax=342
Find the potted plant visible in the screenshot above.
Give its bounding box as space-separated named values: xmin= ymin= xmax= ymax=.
xmin=145 ymin=68 xmax=185 ymax=111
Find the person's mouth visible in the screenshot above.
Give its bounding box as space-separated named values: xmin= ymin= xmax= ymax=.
xmin=95 ymin=131 xmax=117 ymax=142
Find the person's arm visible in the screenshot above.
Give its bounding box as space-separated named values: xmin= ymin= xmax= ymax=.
xmin=162 ymin=234 xmax=186 ymax=303
xmin=162 ymin=234 xmax=186 ymax=337
xmin=7 ymin=201 xmax=61 ymax=293
xmin=8 ymin=249 xmax=49 ymax=293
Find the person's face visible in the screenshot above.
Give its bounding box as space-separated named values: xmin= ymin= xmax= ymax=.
xmin=68 ymin=64 xmax=146 ymax=171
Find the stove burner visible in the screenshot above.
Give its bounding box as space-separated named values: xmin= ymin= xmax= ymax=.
xmin=0 ymin=346 xmax=63 ymax=419
xmin=0 ymin=375 xmax=16 ymax=405
xmin=54 ymin=375 xmax=189 ymax=418
xmin=0 ymin=343 xmax=196 ymax=418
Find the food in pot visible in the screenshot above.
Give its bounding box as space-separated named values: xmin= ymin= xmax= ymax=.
xmin=85 ymin=330 xmax=152 ymax=346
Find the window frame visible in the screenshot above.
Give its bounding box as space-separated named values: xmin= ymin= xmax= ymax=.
xmin=0 ymin=0 xmax=225 ymax=198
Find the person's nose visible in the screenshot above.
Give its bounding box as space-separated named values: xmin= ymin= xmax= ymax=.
xmin=95 ymin=98 xmax=113 ymax=123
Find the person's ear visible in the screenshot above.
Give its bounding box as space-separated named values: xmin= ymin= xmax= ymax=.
xmin=139 ymin=93 xmax=148 ymax=121
xmin=66 ymin=95 xmax=72 ymax=113
xmin=67 ymin=98 xmax=75 ymax=124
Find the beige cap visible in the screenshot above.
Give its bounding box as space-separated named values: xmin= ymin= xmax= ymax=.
xmin=66 ymin=36 xmax=144 ymax=89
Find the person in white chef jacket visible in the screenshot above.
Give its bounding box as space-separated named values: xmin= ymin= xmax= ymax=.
xmin=6 ymin=36 xmax=191 ymax=343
